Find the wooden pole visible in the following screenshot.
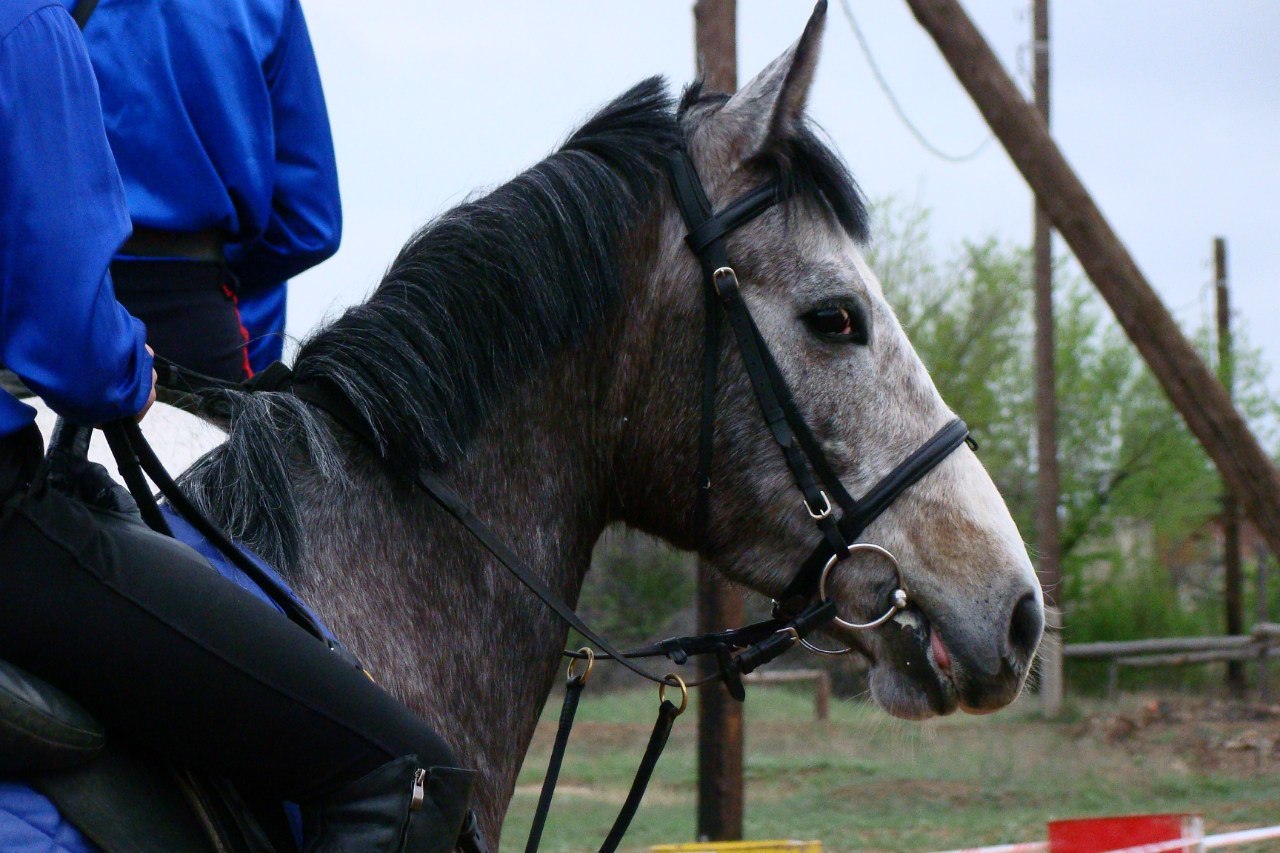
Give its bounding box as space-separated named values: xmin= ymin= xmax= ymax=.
xmin=1215 ymin=237 xmax=1245 ymax=695
xmin=902 ymin=0 xmax=1280 ymax=567
xmin=692 ymin=0 xmax=744 ymax=842
xmin=1258 ymin=543 xmax=1271 ymax=700
xmin=1030 ymin=0 xmax=1063 ymax=718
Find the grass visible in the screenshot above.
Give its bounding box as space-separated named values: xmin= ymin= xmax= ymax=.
xmin=501 ymin=685 xmax=1280 ymax=852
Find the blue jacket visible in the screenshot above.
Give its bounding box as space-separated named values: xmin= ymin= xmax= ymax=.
xmin=0 ymin=1 xmax=152 ymax=437
xmin=77 ymin=0 xmax=342 ymax=294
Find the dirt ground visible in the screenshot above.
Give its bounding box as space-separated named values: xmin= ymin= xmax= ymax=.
xmin=1071 ymin=695 xmax=1280 ymax=778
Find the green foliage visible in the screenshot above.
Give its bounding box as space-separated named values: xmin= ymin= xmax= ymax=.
xmin=866 ymin=200 xmax=1280 ymax=670
xmin=581 ymin=199 xmax=1279 ymax=691
xmin=576 ymin=530 xmax=693 ymax=647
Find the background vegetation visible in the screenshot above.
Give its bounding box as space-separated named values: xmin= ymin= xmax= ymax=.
xmin=580 ymin=199 xmax=1280 ymax=693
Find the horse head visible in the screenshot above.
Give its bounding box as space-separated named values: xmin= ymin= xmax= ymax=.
xmin=614 ymin=2 xmax=1043 ymax=719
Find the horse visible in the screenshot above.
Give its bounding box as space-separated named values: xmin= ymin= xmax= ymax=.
xmin=171 ymin=3 xmax=1043 ymax=843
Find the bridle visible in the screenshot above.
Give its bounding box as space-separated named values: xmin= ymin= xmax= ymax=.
xmin=130 ymin=141 xmax=973 ymax=853
xmin=666 ymin=146 xmax=971 ymax=652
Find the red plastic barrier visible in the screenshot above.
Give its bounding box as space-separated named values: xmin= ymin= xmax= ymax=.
xmin=1048 ymin=815 xmax=1201 ymax=853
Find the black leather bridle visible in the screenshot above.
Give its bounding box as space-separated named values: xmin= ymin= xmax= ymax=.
xmin=666 ymin=146 xmax=971 ymax=639
xmin=136 ymin=142 xmax=974 ymax=853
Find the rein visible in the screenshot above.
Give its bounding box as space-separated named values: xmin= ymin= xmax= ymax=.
xmin=133 ymin=142 xmax=971 ymax=850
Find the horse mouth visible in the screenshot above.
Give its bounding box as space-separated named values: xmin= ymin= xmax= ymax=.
xmin=865 ymin=603 xmax=961 ymax=720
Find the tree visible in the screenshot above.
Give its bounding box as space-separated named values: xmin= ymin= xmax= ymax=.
xmin=867 ymin=201 xmax=1280 ymax=648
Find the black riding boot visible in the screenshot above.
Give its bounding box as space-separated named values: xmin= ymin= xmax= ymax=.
xmin=303 ymin=755 xmax=475 ymax=852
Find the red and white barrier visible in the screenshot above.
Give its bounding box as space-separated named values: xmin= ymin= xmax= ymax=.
xmin=930 ymin=823 xmax=1280 ymax=853
xmin=1106 ymin=824 xmax=1280 ymax=853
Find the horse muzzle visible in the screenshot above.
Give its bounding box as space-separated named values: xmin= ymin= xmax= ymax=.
xmin=864 ymin=580 xmax=1044 ymax=719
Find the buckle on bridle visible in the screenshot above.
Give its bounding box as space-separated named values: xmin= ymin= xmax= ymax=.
xmin=711 ymin=266 xmax=738 ymax=297
xmin=804 ymin=490 xmax=832 ymax=521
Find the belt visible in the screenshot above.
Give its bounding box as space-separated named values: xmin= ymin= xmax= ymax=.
xmin=119 ymin=227 xmax=225 ymax=263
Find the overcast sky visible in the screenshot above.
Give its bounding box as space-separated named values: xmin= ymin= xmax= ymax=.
xmin=289 ymin=1 xmax=1278 ymax=395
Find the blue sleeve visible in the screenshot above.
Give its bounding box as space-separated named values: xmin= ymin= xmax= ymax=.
xmin=0 ymin=5 xmax=152 ymax=424
xmin=227 ymin=0 xmax=342 ymax=291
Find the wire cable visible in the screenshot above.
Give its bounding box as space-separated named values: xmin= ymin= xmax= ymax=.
xmin=837 ymin=0 xmax=994 ymax=164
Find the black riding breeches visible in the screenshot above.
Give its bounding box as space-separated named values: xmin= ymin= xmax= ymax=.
xmin=0 ymin=424 xmax=454 ymax=802
xmin=112 ymin=259 xmax=253 ymax=383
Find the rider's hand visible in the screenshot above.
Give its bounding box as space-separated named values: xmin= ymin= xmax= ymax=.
xmin=136 ymin=345 xmax=157 ymax=422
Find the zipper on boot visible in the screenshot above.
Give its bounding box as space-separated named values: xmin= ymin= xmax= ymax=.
xmin=411 ymin=768 xmax=426 ymax=811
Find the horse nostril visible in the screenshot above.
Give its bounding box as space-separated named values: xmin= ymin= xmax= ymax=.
xmin=1007 ymin=592 xmax=1044 ymax=662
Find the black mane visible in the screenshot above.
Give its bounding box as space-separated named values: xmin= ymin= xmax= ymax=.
xmin=293 ymin=78 xmax=869 ymax=474
xmin=291 ymin=77 xmax=680 ymax=470
xmin=183 ymin=75 xmax=872 ymax=573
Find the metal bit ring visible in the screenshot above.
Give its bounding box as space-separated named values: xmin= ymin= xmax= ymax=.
xmin=820 ymin=543 xmax=908 ymax=631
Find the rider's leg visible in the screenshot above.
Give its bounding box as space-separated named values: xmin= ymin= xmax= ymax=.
xmin=0 ymin=423 xmax=471 ymax=849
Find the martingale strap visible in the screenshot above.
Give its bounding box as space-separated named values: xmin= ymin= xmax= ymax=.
xmin=598 ymin=695 xmax=683 ymax=853
xmin=523 ymin=664 xmax=587 ymax=853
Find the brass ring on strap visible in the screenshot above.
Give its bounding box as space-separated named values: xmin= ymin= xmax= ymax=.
xmin=819 ymin=543 xmax=909 ymax=631
xmin=659 ymin=674 xmax=689 ymax=716
xmin=567 ymin=647 xmax=595 ymax=685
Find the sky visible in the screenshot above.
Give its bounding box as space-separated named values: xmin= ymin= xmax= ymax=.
xmin=287 ymin=0 xmax=1280 ymax=398
xmin=50 ymin=0 xmax=1278 ymax=474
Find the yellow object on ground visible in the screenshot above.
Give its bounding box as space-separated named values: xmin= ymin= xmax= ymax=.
xmin=650 ymin=842 xmax=821 ymax=853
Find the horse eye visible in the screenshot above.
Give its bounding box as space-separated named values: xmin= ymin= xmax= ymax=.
xmin=803 ymin=305 xmax=868 ymax=345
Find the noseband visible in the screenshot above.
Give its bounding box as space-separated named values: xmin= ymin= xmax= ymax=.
xmin=667 ymin=146 xmax=970 ymax=634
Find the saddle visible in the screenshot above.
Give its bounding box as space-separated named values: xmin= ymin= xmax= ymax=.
xmin=0 ymin=654 xmax=295 ymax=852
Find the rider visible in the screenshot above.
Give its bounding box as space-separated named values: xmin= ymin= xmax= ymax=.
xmin=75 ymin=0 xmax=342 ymax=379
xmin=0 ymin=2 xmax=471 ymax=849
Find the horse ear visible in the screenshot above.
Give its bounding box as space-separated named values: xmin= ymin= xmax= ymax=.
xmin=717 ymin=1 xmax=827 ymax=156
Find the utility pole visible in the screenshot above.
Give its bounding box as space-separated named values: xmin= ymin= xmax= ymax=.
xmin=902 ymin=0 xmax=1280 ymax=567
xmin=692 ymin=0 xmax=744 ymax=842
xmin=1216 ymin=237 xmax=1245 ymax=695
xmin=1030 ymin=0 xmax=1063 ymax=717
xmin=1258 ymin=543 xmax=1271 ymax=700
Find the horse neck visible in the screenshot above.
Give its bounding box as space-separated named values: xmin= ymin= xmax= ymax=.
xmin=290 ymin=340 xmax=617 ymax=838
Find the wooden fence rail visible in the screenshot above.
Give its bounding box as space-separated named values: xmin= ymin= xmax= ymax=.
xmin=742 ymin=669 xmax=830 ymax=721
xmin=1061 ymin=623 xmax=1280 ymax=699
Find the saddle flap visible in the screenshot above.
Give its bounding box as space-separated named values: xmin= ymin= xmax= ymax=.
xmin=0 ymin=658 xmax=104 ymax=774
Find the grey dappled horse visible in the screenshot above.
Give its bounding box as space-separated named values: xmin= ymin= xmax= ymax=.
xmin=181 ymin=5 xmax=1043 ymax=841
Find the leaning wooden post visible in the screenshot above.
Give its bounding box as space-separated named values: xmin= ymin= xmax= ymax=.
xmin=692 ymin=0 xmax=745 ymax=842
xmin=902 ymin=0 xmax=1280 ymax=568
